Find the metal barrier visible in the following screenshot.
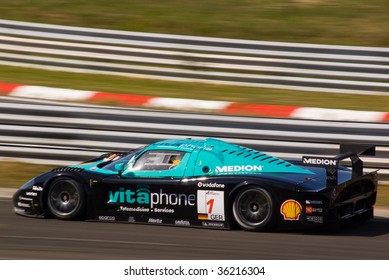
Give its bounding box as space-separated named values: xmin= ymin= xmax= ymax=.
xmin=1 ymin=19 xmax=389 ymax=95
xmin=0 ymin=98 xmax=388 ymax=183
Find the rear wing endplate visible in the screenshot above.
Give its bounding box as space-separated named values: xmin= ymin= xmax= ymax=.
xmin=302 ymin=143 xmax=375 ymax=186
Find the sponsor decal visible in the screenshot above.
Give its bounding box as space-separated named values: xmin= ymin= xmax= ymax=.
xmin=119 ymin=206 xmax=150 ymax=212
xmin=305 ymin=206 xmax=323 ymax=214
xmin=215 ymin=165 xmax=263 ymax=173
xmin=280 ymin=199 xmax=302 ymax=221
xmin=108 ymin=185 xmax=195 ymax=211
xmin=32 ymin=186 xmax=43 ymax=191
xmin=202 ymin=221 xmax=224 ymax=228
xmin=128 ymin=217 xmax=136 ymax=223
xmin=197 ymin=190 xmax=225 ymax=221
xmin=306 ymin=216 xmax=324 ymax=224
xmin=153 ymin=207 xmax=174 ymax=213
xmin=109 ymin=185 xmax=150 ymax=205
xmin=305 ymin=200 xmax=323 ymax=205
xmin=19 ymin=196 xmax=33 ymax=201
xmin=98 ymin=216 xmax=116 ymax=221
xmin=17 ymin=202 xmax=31 ymax=208
xmin=177 ymin=143 xmax=212 ymax=151
xmin=148 ymin=218 xmax=162 ymax=224
xmin=26 ymin=192 xmax=38 ymax=197
xmin=175 ymin=220 xmax=190 ymax=226
xmin=197 ymin=182 xmax=225 ymax=188
xmin=302 ymin=156 xmax=338 ymax=167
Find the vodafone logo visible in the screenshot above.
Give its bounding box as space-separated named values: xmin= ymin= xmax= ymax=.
xmin=197 ymin=182 xmax=225 ymax=188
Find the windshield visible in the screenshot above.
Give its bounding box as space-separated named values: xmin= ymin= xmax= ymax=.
xmin=100 ymin=147 xmax=144 ymax=171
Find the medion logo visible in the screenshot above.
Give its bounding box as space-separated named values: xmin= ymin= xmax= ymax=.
xmin=302 ymin=157 xmax=338 ymax=167
xmin=215 ymin=165 xmax=263 ymax=173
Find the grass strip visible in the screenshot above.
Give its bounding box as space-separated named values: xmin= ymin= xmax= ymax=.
xmin=1 ymin=0 xmax=389 ymax=47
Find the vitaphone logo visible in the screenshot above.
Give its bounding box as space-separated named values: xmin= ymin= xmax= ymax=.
xmin=108 ymin=185 xmax=195 ymax=208
xmin=109 ymin=185 xmax=150 ymax=204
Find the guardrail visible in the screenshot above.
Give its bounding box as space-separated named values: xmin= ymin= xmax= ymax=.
xmin=0 ymin=98 xmax=388 ymax=183
xmin=1 ymin=19 xmax=389 ymax=95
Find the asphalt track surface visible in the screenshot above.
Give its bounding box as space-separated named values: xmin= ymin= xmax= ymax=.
xmin=1 ymin=198 xmax=388 ymax=260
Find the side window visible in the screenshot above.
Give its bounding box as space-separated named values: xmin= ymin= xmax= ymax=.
xmin=132 ymin=150 xmax=185 ymax=171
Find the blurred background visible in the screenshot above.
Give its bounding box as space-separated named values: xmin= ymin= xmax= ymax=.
xmin=0 ymin=0 xmax=389 ymax=260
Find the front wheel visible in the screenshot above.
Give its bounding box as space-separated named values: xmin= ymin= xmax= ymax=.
xmin=47 ymin=178 xmax=85 ymax=220
xmin=232 ymin=187 xmax=275 ymax=231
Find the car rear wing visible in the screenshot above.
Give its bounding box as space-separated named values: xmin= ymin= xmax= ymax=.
xmin=302 ymin=143 xmax=376 ymax=186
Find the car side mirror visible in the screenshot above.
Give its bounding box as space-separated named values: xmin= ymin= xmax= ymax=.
xmin=115 ymin=163 xmax=125 ymax=176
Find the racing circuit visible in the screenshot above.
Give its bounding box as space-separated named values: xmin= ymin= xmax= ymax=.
xmin=1 ymin=21 xmax=389 ymax=259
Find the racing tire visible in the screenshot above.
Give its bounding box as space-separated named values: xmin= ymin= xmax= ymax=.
xmin=232 ymin=186 xmax=275 ymax=231
xmin=47 ymin=178 xmax=85 ymax=220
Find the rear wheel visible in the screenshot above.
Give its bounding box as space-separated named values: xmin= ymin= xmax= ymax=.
xmin=232 ymin=186 xmax=275 ymax=231
xmin=47 ymin=178 xmax=85 ymax=220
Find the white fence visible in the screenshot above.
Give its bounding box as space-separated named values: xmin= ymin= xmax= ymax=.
xmin=0 ymin=99 xmax=388 ymax=183
xmin=1 ymin=19 xmax=389 ymax=95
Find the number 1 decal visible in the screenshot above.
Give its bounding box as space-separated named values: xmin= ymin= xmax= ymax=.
xmin=197 ymin=190 xmax=225 ymax=221
xmin=207 ymin=198 xmax=214 ymax=213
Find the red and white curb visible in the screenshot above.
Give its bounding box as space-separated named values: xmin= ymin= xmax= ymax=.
xmin=1 ymin=82 xmax=388 ymax=122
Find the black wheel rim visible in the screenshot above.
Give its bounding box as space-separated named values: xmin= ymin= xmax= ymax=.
xmin=48 ymin=180 xmax=80 ymax=216
xmin=236 ymin=189 xmax=272 ymax=227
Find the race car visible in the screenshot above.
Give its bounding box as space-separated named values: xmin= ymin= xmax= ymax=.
xmin=13 ymin=138 xmax=377 ymax=231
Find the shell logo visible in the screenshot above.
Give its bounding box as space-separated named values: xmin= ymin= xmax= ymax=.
xmin=280 ymin=199 xmax=302 ymax=221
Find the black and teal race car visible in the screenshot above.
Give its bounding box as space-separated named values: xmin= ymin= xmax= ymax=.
xmin=13 ymin=138 xmax=378 ymax=231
